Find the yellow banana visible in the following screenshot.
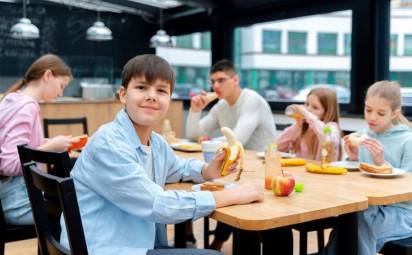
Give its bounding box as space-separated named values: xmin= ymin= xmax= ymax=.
xmin=305 ymin=163 xmax=347 ymax=175
xmin=280 ymin=158 xmax=306 ymax=167
xmin=220 ymin=127 xmax=245 ymax=181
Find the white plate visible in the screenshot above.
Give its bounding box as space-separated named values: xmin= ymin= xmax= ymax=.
xmin=329 ymin=161 xmax=360 ymax=170
xmin=170 ymin=142 xmax=202 ymax=152
xmin=360 ymin=168 xmax=406 ymax=178
xmin=191 ymin=182 xmax=237 ymax=191
xmin=256 ymin=151 xmax=296 ymax=159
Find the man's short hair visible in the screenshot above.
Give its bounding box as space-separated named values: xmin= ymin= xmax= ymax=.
xmin=121 ymin=54 xmax=175 ymax=93
xmin=210 ymin=59 xmax=237 ymax=76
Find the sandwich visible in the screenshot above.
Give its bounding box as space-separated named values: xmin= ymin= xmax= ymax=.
xmin=206 ymin=92 xmax=218 ymax=102
xmin=359 ymin=162 xmax=393 ymax=174
xmin=349 ymin=132 xmax=368 ymax=146
xmin=200 ymin=182 xmax=225 ymax=191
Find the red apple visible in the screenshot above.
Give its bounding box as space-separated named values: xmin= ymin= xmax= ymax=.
xmin=198 ymin=135 xmax=211 ymax=143
xmin=271 ymin=170 xmax=295 ymax=196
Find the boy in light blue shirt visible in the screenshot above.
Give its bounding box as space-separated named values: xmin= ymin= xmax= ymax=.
xmin=60 ymin=54 xmax=263 ymax=255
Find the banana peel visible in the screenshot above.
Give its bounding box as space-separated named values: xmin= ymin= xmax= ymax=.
xmin=306 ymin=163 xmax=347 ymax=175
xmin=219 ymin=127 xmax=244 ymax=181
xmin=280 ymin=158 xmax=306 ymax=167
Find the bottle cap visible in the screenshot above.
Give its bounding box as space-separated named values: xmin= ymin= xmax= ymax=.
xmin=323 ymin=126 xmax=331 ymax=135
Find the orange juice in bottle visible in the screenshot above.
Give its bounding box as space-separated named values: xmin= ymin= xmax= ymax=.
xmin=321 ymin=126 xmax=334 ymax=168
xmin=285 ymin=105 xmax=303 ymax=119
xmin=264 ymin=143 xmax=281 ymax=190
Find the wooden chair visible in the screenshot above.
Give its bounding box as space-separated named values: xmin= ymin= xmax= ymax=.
xmin=43 ymin=117 xmax=88 ymax=138
xmin=17 ymin=144 xmax=73 ymax=177
xmin=0 ymin=194 xmax=37 ymax=255
xmin=22 ymin=161 xmax=88 ymax=255
xmin=380 ymin=237 xmax=412 ymax=255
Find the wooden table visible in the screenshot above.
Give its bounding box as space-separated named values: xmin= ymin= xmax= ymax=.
xmin=170 ymin=150 xmax=412 ymax=255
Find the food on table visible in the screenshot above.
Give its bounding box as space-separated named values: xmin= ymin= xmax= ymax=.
xmin=271 ymin=170 xmax=295 ymax=196
xmin=280 ymin=158 xmax=306 ymax=167
xmin=200 ymin=182 xmax=225 ymax=191
xmin=176 ymin=143 xmax=202 ymax=151
xmin=294 ymin=182 xmax=304 ymax=193
xmin=68 ymin=135 xmax=88 ymax=151
xmin=359 ymin=162 xmax=393 ymax=174
xmin=219 ymin=127 xmax=245 ymax=181
xmin=305 ymin=163 xmax=347 ymax=175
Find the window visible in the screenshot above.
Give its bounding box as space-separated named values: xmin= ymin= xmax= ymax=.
xmin=201 ymin=32 xmax=211 ymax=50
xmin=344 ymin=33 xmax=351 ymax=55
xmin=156 ymin=32 xmax=211 ymax=99
xmin=390 ymin=6 xmax=412 ymax=105
xmin=176 ymin=34 xmax=193 ymax=48
xmin=390 ymin=34 xmax=398 ymax=56
xmin=262 ymin=30 xmax=281 ymax=53
xmin=288 ymin=32 xmax=307 ymax=54
xmin=234 ymin=11 xmax=352 ymax=103
xmin=404 ymin=34 xmax=412 ymax=56
xmin=318 ymin=33 xmax=338 ymax=55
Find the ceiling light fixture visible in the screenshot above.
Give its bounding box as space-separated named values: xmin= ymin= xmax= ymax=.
xmin=10 ymin=0 xmax=40 ymax=39
xmin=86 ymin=8 xmax=113 ymax=41
xmin=150 ymin=8 xmax=172 ymax=47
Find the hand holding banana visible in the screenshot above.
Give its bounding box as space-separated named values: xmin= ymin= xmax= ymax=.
xmin=219 ymin=127 xmax=245 ymax=181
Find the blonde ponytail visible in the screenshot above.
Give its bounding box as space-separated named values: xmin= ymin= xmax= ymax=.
xmin=396 ymin=113 xmax=412 ymax=129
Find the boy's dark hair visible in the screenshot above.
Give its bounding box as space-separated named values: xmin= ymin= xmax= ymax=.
xmin=121 ymin=54 xmax=175 ymax=93
xmin=210 ymin=59 xmax=237 ymax=76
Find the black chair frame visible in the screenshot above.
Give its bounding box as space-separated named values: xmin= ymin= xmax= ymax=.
xmin=43 ymin=117 xmax=88 ymax=138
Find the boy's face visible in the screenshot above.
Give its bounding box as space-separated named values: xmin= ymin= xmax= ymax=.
xmin=364 ymin=96 xmax=399 ymax=133
xmin=210 ymin=71 xmax=239 ymax=100
xmin=119 ymin=76 xmax=171 ymax=128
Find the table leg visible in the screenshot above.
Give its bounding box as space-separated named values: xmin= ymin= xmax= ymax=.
xmin=336 ymin=212 xmax=358 ymax=255
xmin=174 ymin=222 xmax=187 ymax=248
xmin=232 ymin=228 xmax=261 ymax=255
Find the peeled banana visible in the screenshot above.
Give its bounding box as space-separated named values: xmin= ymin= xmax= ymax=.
xmin=305 ymin=163 xmax=347 ymax=175
xmin=220 ymin=127 xmax=245 ymax=181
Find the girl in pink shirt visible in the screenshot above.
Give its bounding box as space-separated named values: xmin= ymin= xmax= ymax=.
xmin=277 ymin=87 xmax=342 ymax=161
xmin=0 ymin=54 xmax=74 ymax=225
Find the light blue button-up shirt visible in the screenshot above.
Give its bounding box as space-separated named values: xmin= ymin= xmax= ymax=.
xmin=60 ymin=109 xmax=216 ymax=255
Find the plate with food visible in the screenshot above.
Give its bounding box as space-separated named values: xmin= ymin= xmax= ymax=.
xmin=329 ymin=161 xmax=360 ymax=171
xmin=170 ymin=142 xmax=202 ymax=152
xmin=359 ymin=162 xmax=405 ymax=177
xmin=191 ymin=181 xmax=237 ymax=191
xmin=257 ymin=151 xmax=296 ymax=159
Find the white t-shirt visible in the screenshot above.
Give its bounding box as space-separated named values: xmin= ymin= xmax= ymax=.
xmin=186 ymin=88 xmax=276 ymax=151
xmin=140 ymin=143 xmax=153 ymax=181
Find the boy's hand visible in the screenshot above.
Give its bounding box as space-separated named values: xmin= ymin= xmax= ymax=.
xmin=343 ymin=135 xmax=359 ymax=161
xmin=362 ymin=138 xmax=385 ymax=165
xmin=190 ymin=91 xmax=210 ymax=113
xmin=213 ymin=180 xmax=264 ymax=208
xmin=202 ymin=150 xmax=239 ymax=180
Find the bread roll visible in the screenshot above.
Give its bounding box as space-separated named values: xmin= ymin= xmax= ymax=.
xmin=349 ymin=133 xmax=367 ymax=146
xmin=359 ymin=162 xmax=392 ymax=174
xmin=206 ymin=92 xmax=218 ymax=102
xmin=200 ymin=182 xmax=225 ymax=191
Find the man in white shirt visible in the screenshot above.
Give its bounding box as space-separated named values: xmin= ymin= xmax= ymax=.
xmin=186 ymin=59 xmax=284 ymax=252
xmin=186 ymin=59 xmax=276 ymax=151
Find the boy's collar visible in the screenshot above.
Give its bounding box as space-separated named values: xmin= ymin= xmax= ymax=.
xmin=116 ymin=109 xmax=154 ymax=149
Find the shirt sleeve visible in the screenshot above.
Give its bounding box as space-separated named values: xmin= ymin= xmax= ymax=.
xmin=277 ymin=124 xmax=301 ymax=152
xmin=186 ymin=107 xmax=220 ymax=140
xmin=401 ymin=138 xmax=412 ymax=172
xmin=230 ymin=98 xmax=261 ymax=146
xmin=76 ymin=132 xmax=215 ymax=224
xmin=0 ymin=103 xmax=37 ymax=176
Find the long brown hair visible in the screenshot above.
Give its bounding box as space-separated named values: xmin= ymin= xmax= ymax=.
xmin=4 ymin=54 xmax=72 ymax=96
xmin=366 ymin=80 xmax=412 ymax=128
xmin=293 ymin=87 xmax=342 ymax=160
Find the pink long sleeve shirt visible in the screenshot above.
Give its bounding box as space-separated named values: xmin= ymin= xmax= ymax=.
xmin=0 ymin=92 xmax=43 ymax=176
xmin=277 ymin=112 xmax=341 ymax=161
